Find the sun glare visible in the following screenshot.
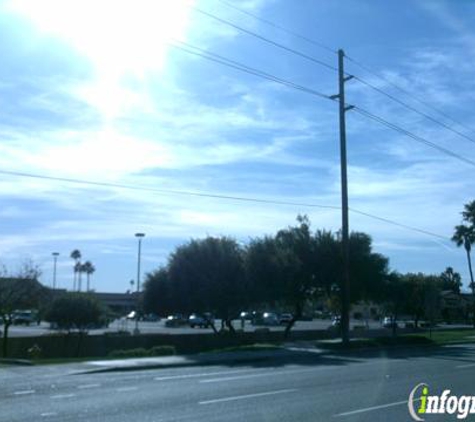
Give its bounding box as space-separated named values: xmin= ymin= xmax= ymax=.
xmin=7 ymin=0 xmax=194 ymax=77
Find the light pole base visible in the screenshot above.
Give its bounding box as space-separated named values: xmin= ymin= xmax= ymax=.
xmin=133 ymin=328 xmax=140 ymax=336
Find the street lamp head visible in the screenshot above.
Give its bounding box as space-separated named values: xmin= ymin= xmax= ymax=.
xmin=135 ymin=233 xmax=145 ymax=238
xmin=52 ymin=252 xmax=60 ymax=257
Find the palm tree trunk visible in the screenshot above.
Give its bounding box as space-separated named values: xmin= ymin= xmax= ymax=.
xmin=466 ymin=248 xmax=475 ymax=328
xmin=87 ymin=274 xmax=90 ymax=292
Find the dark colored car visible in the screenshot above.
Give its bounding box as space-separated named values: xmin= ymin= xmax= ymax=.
xmin=188 ymin=313 xmax=214 ymax=328
xmin=279 ymin=313 xmax=293 ymax=325
xmin=165 ymin=314 xmax=188 ymax=327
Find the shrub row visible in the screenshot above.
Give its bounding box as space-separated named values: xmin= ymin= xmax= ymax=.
xmin=108 ymin=345 xmax=176 ymax=358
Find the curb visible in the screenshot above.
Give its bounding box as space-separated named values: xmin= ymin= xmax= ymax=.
xmin=0 ymin=358 xmax=33 ymax=366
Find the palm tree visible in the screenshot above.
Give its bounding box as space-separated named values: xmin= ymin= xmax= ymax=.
xmin=70 ymin=249 xmax=81 ymax=291
xmin=452 ymin=224 xmax=475 ymax=326
xmin=462 ymin=200 xmax=475 ymax=225
xmin=82 ymin=261 xmax=96 ymax=292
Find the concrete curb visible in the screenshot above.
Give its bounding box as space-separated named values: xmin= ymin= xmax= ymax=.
xmin=0 ymin=358 xmax=33 ymax=366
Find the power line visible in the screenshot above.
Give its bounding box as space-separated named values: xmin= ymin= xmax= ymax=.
xmin=0 ymin=168 xmax=339 ymax=210
xmin=0 ymin=168 xmax=451 ymax=242
xmin=348 ymin=208 xmax=449 ymax=242
xmin=210 ymin=2 xmax=475 ymax=144
xmin=215 ymin=0 xmax=337 ymax=55
xmin=192 ymin=6 xmax=337 ymax=72
xmin=350 ymin=75 xmax=475 ymax=146
xmin=170 ymin=40 xmax=330 ymax=100
xmin=353 ymin=106 xmax=475 ymax=168
xmin=346 ymin=55 xmax=475 ymax=136
xmin=172 ymin=40 xmax=475 ymax=170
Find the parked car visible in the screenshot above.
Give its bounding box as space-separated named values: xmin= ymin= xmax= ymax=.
xmin=12 ymin=310 xmax=35 ymax=326
xmin=239 ymin=311 xmax=252 ymax=320
xmin=142 ymin=313 xmax=160 ymax=322
xmin=279 ymin=313 xmax=293 ymax=325
xmin=261 ymin=312 xmax=279 ymax=326
xmin=126 ymin=311 xmax=137 ymax=320
xmin=165 ymin=314 xmax=188 ymax=327
xmin=382 ymin=317 xmax=399 ymax=329
xmin=328 ymin=316 xmax=341 ymax=331
xmin=189 ymin=313 xmax=214 ymax=328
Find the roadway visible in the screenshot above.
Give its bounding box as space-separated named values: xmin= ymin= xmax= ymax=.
xmin=2 ymin=343 xmax=475 ymax=421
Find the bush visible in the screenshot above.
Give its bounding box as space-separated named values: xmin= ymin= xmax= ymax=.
xmin=149 ymin=345 xmax=176 ymax=356
xmin=108 ymin=345 xmax=176 ymax=358
xmin=45 ymin=293 xmax=107 ymax=332
xmin=108 ymin=348 xmax=149 ymax=358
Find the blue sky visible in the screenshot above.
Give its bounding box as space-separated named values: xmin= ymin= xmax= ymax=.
xmin=0 ymin=0 xmax=474 ymax=293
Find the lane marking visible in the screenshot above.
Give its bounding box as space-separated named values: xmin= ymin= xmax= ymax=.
xmin=456 ymin=363 xmax=475 ymax=369
xmin=41 ymin=412 xmax=58 ymax=417
xmin=50 ymin=394 xmax=75 ymax=399
xmin=14 ymin=390 xmax=35 ymax=395
xmin=200 ymin=368 xmax=312 ymax=384
xmin=116 ymin=386 xmax=138 ymax=392
xmin=154 ymin=369 xmax=259 ymax=381
xmin=77 ymin=383 xmax=101 ymax=389
xmin=199 ymin=388 xmax=298 ymax=405
xmin=335 ymin=399 xmax=420 ymax=417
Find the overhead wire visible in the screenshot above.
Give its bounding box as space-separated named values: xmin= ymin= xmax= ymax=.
xmin=0 ymin=168 xmax=451 ymax=243
xmin=171 ymin=40 xmax=475 ymax=170
xmin=345 ymin=55 xmax=475 ymax=136
xmin=210 ymin=1 xmax=475 ymax=144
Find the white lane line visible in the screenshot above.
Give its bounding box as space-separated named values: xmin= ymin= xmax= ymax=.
xmin=116 ymin=386 xmax=138 ymax=392
xmin=199 ymin=389 xmax=298 ymax=405
xmin=50 ymin=394 xmax=75 ymax=399
xmin=154 ymin=369 xmax=259 ymax=381
xmin=41 ymin=412 xmax=58 ymax=417
xmin=335 ymin=399 xmax=420 ymax=417
xmin=77 ymin=383 xmax=101 ymax=389
xmin=456 ymin=363 xmax=475 ymax=369
xmin=200 ymin=368 xmax=313 ymax=383
xmin=13 ymin=390 xmax=35 ymax=395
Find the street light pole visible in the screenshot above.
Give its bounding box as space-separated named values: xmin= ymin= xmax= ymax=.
xmin=134 ymin=233 xmax=145 ymax=335
xmin=52 ymin=252 xmax=60 ymax=289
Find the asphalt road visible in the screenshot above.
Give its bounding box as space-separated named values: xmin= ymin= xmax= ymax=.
xmin=2 ymin=344 xmax=475 ymax=421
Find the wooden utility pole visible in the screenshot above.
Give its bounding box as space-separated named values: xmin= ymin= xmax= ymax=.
xmin=333 ymin=49 xmax=353 ymax=345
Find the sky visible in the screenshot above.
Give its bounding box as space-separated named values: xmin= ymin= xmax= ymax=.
xmin=0 ymin=0 xmax=474 ymax=293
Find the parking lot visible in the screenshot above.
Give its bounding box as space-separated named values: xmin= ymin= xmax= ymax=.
xmin=5 ymin=317 xmax=465 ymax=338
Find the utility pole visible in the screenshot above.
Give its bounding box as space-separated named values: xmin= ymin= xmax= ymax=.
xmin=331 ymin=49 xmax=353 ymax=346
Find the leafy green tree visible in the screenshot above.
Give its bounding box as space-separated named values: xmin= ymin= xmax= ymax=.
xmin=167 ymin=236 xmax=245 ymax=333
xmin=273 ymin=215 xmax=318 ymax=336
xmin=348 ymin=232 xmax=389 ymax=304
xmin=143 ymin=267 xmax=174 ymax=317
xmin=381 ymin=272 xmax=408 ymax=335
xmin=45 ymin=293 xmax=106 ymax=332
xmin=0 ymin=263 xmax=46 ymax=357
